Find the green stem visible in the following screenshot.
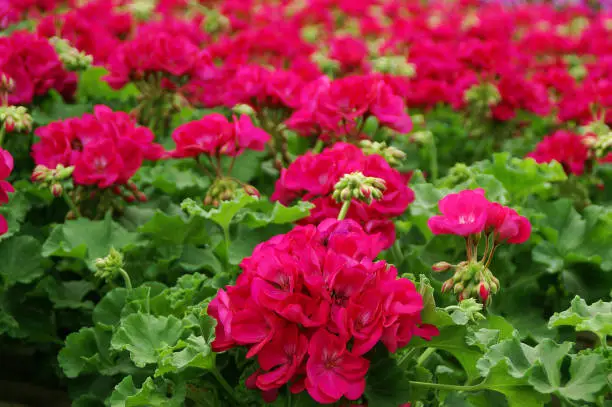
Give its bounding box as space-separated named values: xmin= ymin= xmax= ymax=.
xmin=429 ymin=137 xmax=438 ymax=181
xmin=313 ymin=139 xmax=324 ymax=153
xmin=223 ymin=226 xmax=231 ymax=269
xmin=397 ymin=348 xmax=417 ymax=369
xmin=416 ymin=347 xmax=436 ymax=366
xmin=409 ymin=380 xmax=484 ymax=392
xmin=118 ymin=268 xmax=132 ymax=291
xmin=286 ymin=389 xmax=292 ymax=407
xmin=62 ymin=191 xmax=81 ymax=218
xmin=337 ymin=200 xmax=351 ymax=220
xmin=212 ymin=369 xmax=239 ymax=404
xmin=0 ymin=125 xmax=5 ymax=147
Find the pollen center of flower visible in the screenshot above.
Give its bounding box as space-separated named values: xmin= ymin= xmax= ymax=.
xmin=94 ymin=157 xmax=108 ymax=171
xmin=458 ymin=213 xmax=475 ymax=224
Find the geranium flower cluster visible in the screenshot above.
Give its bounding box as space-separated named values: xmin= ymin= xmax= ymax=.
xmin=104 ymin=29 xmax=213 ymax=90
xmin=286 ymin=75 xmax=412 ymax=140
xmin=36 ymin=0 xmax=132 ymax=64
xmin=527 ymin=130 xmax=591 ymax=176
xmin=32 ymin=105 xmax=163 ymax=188
xmin=0 ymin=31 xmax=75 ymax=105
xmin=0 ymin=148 xmax=14 ymax=235
xmin=169 ymin=113 xmax=270 ymax=158
xmin=209 ymin=219 xmax=437 ymax=404
xmin=428 ymin=189 xmax=531 ymax=303
xmin=272 ymin=142 xmax=414 ymax=248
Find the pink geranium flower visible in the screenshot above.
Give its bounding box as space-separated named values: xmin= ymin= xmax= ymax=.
xmin=428 ymin=189 xmax=491 ymax=236
xmin=305 ymin=329 xmax=369 ymax=404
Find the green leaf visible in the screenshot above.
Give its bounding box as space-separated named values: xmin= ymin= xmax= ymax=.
xmin=529 ymin=342 xmax=608 ymax=402
xmin=38 ymin=278 xmax=95 ymax=309
xmin=410 ymin=325 xmax=483 ymax=382
xmin=58 ymin=327 xmax=115 ymax=378
xmin=179 ymin=245 xmax=222 ymax=274
xmin=138 ymin=211 xmax=208 ymax=246
xmin=533 ymin=201 xmax=612 ymax=273
xmin=31 ymin=90 xmax=92 ymax=125
xmin=476 ymin=335 xmax=537 ymax=379
xmin=182 ymin=192 xmax=258 ymax=231
xmin=233 ymin=200 xmax=314 ymax=228
xmin=77 ymin=67 xmax=139 ymax=102
xmin=155 ymin=333 xmax=215 ymax=377
xmin=0 ymin=191 xmax=32 ymax=241
xmin=42 ymin=214 xmax=137 ymax=269
xmin=548 ymin=295 xmax=612 ymax=342
xmin=93 ymin=288 xmax=128 ymax=328
xmin=478 ymin=360 xmax=549 ymax=407
xmin=111 ymin=314 xmax=184 ymax=367
xmin=0 ymin=236 xmax=45 ymax=286
xmin=109 ymin=376 xmax=186 ymax=407
xmin=472 ymin=153 xmax=567 ymax=201
xmin=364 ymin=348 xmax=412 ymax=407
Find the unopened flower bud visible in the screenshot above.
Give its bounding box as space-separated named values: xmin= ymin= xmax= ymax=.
xmin=432 ymin=261 xmax=452 ymax=272
xmin=441 ymin=279 xmax=454 ymax=293
xmin=31 ymin=165 xmax=49 ymax=182
xmin=243 ymin=184 xmax=260 ymax=197
xmin=0 ymin=73 xmax=14 ymax=94
xmin=55 ymin=165 xmax=74 ymax=180
xmin=136 ymin=192 xmax=147 ymax=202
xmin=232 ymin=104 xmax=255 ymax=116
xmin=453 ymin=283 xmax=465 ymax=294
xmin=360 ymin=185 xmax=372 ymax=199
xmin=478 ymin=282 xmax=490 ymax=302
xmin=340 ymin=188 xmax=352 ymax=202
xmin=124 ymin=195 xmax=135 ymax=203
xmin=4 ymin=116 xmax=14 ymax=132
xmin=50 ymin=183 xmax=63 ymax=197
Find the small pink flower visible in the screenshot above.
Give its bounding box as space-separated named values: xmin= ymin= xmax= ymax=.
xmin=428 ymin=189 xmax=491 ymax=237
xmin=305 ymin=329 xmax=369 ymax=404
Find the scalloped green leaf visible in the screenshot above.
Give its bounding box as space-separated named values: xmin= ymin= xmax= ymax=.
xmin=109 ymin=376 xmax=186 ymax=407
xmin=42 ymin=213 xmax=137 ymax=269
xmin=548 ymin=295 xmax=612 ymax=342
xmin=111 ymin=314 xmax=184 ymax=368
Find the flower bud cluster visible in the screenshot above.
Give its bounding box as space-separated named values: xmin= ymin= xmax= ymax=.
xmin=94 ymin=248 xmax=125 ymax=282
xmin=371 ymin=56 xmax=416 ymax=77
xmin=0 ymin=106 xmax=33 ymax=133
xmin=436 ymin=260 xmax=500 ymax=304
xmin=359 ymin=140 xmax=406 ymax=167
xmin=50 ymin=37 xmax=93 ymax=72
xmin=332 ymin=171 xmax=386 ymax=205
xmin=31 ymin=164 xmax=75 ymax=197
xmin=464 ymin=82 xmax=501 ymax=109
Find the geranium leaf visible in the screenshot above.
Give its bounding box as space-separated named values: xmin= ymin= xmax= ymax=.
xmin=548 ymin=295 xmax=612 ymax=342
xmin=111 ymin=314 xmax=184 ymax=368
xmin=109 ymin=376 xmax=186 ymax=407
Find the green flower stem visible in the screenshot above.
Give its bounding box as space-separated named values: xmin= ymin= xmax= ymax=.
xmin=212 ymin=369 xmax=239 ymax=404
xmin=62 ymin=190 xmax=81 ymax=218
xmin=118 ymin=268 xmax=132 ymax=290
xmin=397 ymin=348 xmax=417 ymax=369
xmin=223 ymin=226 xmax=231 ymax=271
xmin=313 ymin=139 xmax=324 ymax=153
xmin=0 ymin=126 xmax=5 ymax=147
xmin=337 ymin=200 xmax=351 ymax=220
xmin=416 ymin=347 xmax=436 ymax=366
xmin=429 ymin=137 xmax=439 ymax=182
xmin=409 ymin=380 xmax=484 ymax=392
xmin=286 ymin=389 xmax=292 ymax=407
